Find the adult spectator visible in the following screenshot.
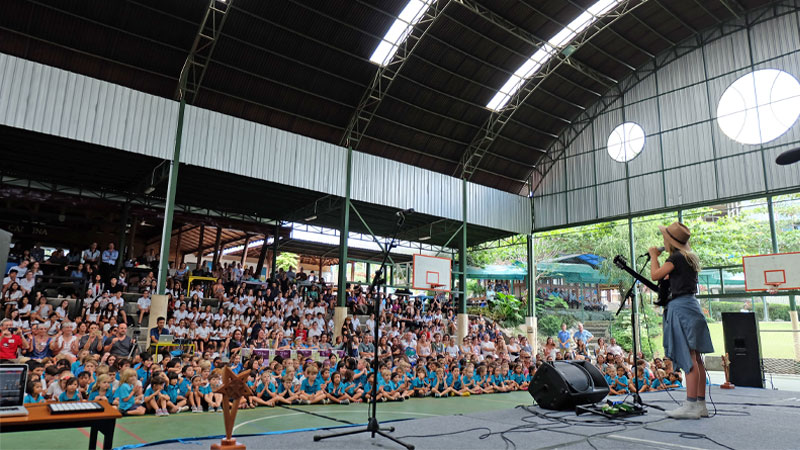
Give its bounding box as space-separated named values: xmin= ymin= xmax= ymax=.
xmin=106 ymin=276 xmax=124 ymax=295
xmin=104 ymin=323 xmax=139 ymax=357
xmin=78 ymin=323 xmax=105 ymax=355
xmin=0 ymin=318 xmax=29 ymax=361
xmin=606 ymin=337 xmax=624 ymax=357
xmin=83 ymin=242 xmax=101 ymax=265
xmin=137 ymin=290 xmax=152 ymax=325
xmin=8 ymin=260 xmax=29 ymax=277
xmin=358 ymin=334 xmax=375 ymax=359
xmin=557 ymin=323 xmax=573 ymax=353
xmin=101 ymin=242 xmax=118 ymax=279
xmin=149 ymin=316 xmax=166 ymax=346
xmin=18 ymin=271 xmax=36 ymax=295
xmin=2 ymin=268 xmax=19 ymax=292
xmin=30 ymin=243 xmax=45 ymax=262
xmin=573 ymin=323 xmax=594 ymax=345
xmin=27 ymin=322 xmax=52 ymax=360
xmin=286 ymin=266 xmax=296 ymax=281
xmin=48 ymin=248 xmax=69 ymax=266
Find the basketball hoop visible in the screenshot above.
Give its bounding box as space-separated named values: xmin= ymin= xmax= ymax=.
xmin=766 ymin=282 xmax=783 ymax=295
xmin=428 ymin=283 xmax=444 ymax=290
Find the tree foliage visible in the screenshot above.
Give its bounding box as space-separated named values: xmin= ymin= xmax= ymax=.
xmin=275 ymin=252 xmax=299 ymax=272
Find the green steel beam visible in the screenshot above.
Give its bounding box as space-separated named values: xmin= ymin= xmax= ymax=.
xmin=271 ymin=221 xmax=279 ymax=278
xmin=526 ymin=233 xmax=535 ymax=317
xmin=116 ymin=202 xmax=130 ymax=272
xmin=459 ymin=179 xmax=468 ymax=314
xmin=767 ymin=196 xmax=779 ymax=253
xmin=157 ymin=76 xmax=187 ymax=295
xmin=349 ymin=203 xmax=395 ymax=266
xmin=337 ymin=147 xmax=353 ymax=307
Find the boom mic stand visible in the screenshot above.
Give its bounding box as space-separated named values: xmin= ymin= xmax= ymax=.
xmin=314 ymin=209 xmax=415 ymax=450
xmin=615 ymin=254 xmax=663 ymax=412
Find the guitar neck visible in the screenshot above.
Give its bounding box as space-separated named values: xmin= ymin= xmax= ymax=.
xmin=617 ymin=262 xmax=659 ymax=292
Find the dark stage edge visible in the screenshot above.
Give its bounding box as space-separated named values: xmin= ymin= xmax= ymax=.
xmin=140 ymin=387 xmax=800 ymax=450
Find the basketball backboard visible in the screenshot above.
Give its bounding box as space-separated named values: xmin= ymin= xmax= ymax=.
xmin=742 ymin=252 xmax=800 ymax=292
xmin=412 ymin=254 xmax=452 ymax=292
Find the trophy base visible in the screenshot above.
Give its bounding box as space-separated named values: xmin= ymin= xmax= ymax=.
xmin=720 ymin=382 xmax=735 ymax=390
xmin=211 ymin=438 xmax=246 ymax=450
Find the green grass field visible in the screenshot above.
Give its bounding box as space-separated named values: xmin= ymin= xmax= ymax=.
xmin=707 ymin=321 xmax=798 ymax=359
xmin=638 ymin=322 xmax=797 ymax=360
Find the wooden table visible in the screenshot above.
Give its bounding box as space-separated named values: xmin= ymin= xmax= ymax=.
xmin=0 ymin=401 xmax=122 ymax=450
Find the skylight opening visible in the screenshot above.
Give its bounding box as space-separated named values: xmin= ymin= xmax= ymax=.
xmin=370 ymin=0 xmax=435 ymax=66
xmin=486 ymin=0 xmax=623 ymax=111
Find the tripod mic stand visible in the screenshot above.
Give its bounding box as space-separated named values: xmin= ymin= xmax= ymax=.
xmin=615 ymin=254 xmax=663 ymax=412
xmin=313 ymin=209 xmax=415 ymax=450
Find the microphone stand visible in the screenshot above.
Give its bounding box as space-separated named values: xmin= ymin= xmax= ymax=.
xmin=313 ymin=210 xmax=414 ymax=450
xmin=617 ymin=254 xmax=663 ymax=412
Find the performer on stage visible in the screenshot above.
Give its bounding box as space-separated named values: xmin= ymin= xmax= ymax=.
xmin=649 ymin=222 xmax=713 ymax=420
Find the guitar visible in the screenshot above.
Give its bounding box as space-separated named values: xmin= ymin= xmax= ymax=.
xmin=613 ymin=255 xmax=671 ymax=307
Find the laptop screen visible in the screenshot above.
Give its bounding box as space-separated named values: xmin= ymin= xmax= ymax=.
xmin=0 ymin=365 xmax=27 ymax=407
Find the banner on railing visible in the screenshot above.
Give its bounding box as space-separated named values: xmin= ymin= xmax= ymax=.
xmin=241 ymin=348 xmax=346 ymax=362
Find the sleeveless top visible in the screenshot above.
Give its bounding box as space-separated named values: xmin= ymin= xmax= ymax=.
xmin=30 ymin=337 xmax=52 ymax=359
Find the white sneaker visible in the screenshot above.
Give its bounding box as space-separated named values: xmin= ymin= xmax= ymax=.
xmin=667 ymin=401 xmax=702 ymax=419
xmin=179 ymin=406 xmax=190 ymax=413
xmin=698 ymin=400 xmax=709 ymax=418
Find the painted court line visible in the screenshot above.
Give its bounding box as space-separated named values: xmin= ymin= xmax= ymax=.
xmin=606 ymin=434 xmax=706 ymax=450
xmin=116 ymin=424 xmax=147 ymax=443
xmin=233 ymin=410 xmax=438 ymax=432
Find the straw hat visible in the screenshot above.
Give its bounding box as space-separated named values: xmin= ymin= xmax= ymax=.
xmin=658 ymin=221 xmax=691 ymax=251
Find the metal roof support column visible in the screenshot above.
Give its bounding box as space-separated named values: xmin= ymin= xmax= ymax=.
xmin=240 ymin=235 xmax=250 ymax=266
xmin=156 ymin=80 xmax=187 ymax=295
xmin=175 ymin=225 xmax=183 ymax=265
xmin=767 ymin=196 xmax=778 ymax=254
xmin=116 ymin=202 xmax=130 ymax=272
xmin=457 ymin=179 xmax=469 ymax=345
xmin=211 ymin=227 xmax=222 ymax=269
xmin=334 ymin=147 xmax=353 ymax=341
xmin=196 ymin=225 xmax=205 ymax=268
xmin=271 ymin=223 xmax=279 ymax=279
xmin=255 ymin=233 xmax=268 ymax=281
xmin=526 ymin=186 xmax=537 ymax=355
xmin=628 ymin=218 xmax=640 ymax=354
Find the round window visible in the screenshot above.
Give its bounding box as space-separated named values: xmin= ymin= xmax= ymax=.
xmin=716 ymin=69 xmax=800 ymax=145
xmin=607 ymin=122 xmax=645 ymax=162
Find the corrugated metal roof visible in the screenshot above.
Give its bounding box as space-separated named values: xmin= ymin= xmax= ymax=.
xmin=0 ymin=0 xmax=775 ymax=197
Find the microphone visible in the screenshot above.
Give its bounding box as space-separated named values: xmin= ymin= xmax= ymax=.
xmin=396 ymin=208 xmax=415 ymax=217
xmin=776 ymin=147 xmax=800 ymax=165
xmin=640 ymin=246 xmax=664 ymax=258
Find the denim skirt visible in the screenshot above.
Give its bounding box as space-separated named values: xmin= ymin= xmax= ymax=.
xmin=662 ymin=294 xmax=714 ymax=374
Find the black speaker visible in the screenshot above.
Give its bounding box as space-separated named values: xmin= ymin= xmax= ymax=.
xmin=722 ymin=312 xmax=763 ymax=388
xmin=529 ymin=360 xmax=609 ymax=410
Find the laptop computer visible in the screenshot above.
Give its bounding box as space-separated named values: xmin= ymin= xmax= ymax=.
xmin=0 ymin=364 xmax=29 ymax=417
xmin=158 ymin=334 xmax=174 ymax=344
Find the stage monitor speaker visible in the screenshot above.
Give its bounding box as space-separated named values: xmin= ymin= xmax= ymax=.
xmin=722 ymin=312 xmax=763 ymax=388
xmin=528 ymin=360 xmax=609 ymax=410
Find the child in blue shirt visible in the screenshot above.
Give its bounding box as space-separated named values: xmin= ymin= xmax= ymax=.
xmin=411 ymin=368 xmax=430 ymax=397
xmin=490 ymin=366 xmax=509 ymax=393
xmin=665 ymin=372 xmax=683 ymax=390
xmin=202 ymin=373 xmax=223 ymax=412
xmin=165 ymin=373 xmax=187 ymax=412
xmin=251 ymin=371 xmax=278 ymax=407
xmin=326 ymin=371 xmax=351 ymax=404
xmin=611 ymin=366 xmax=630 ymax=394
xmin=116 ymin=369 xmax=145 ymax=415
xmin=272 ymin=374 xmax=299 ymax=406
xmin=58 ymin=377 xmax=82 ymax=402
xmin=143 ymin=377 xmax=170 ymax=416
xmin=298 ymin=365 xmax=326 ymax=404
xmin=87 ymin=374 xmax=115 ymax=403
xmin=24 ymin=380 xmax=46 ymax=404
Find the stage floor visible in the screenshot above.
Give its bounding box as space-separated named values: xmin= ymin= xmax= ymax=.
xmin=143 ymin=386 xmax=800 ymax=450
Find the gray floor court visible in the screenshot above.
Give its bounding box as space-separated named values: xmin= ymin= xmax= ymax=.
xmin=142 ymin=386 xmax=800 ymax=450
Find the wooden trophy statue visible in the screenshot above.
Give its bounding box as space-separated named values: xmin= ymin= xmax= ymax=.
xmin=211 ymin=367 xmax=254 ymax=450
xmin=721 ymin=353 xmax=734 ymax=389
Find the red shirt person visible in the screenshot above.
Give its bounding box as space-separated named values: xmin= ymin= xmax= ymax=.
xmin=0 ymin=319 xmax=29 ymax=361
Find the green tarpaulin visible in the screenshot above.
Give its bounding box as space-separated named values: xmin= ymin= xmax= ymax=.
xmin=456 ymin=261 xmax=611 ymax=284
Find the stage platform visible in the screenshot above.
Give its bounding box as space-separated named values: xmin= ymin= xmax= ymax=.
xmin=142 ymin=386 xmax=800 ymax=450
